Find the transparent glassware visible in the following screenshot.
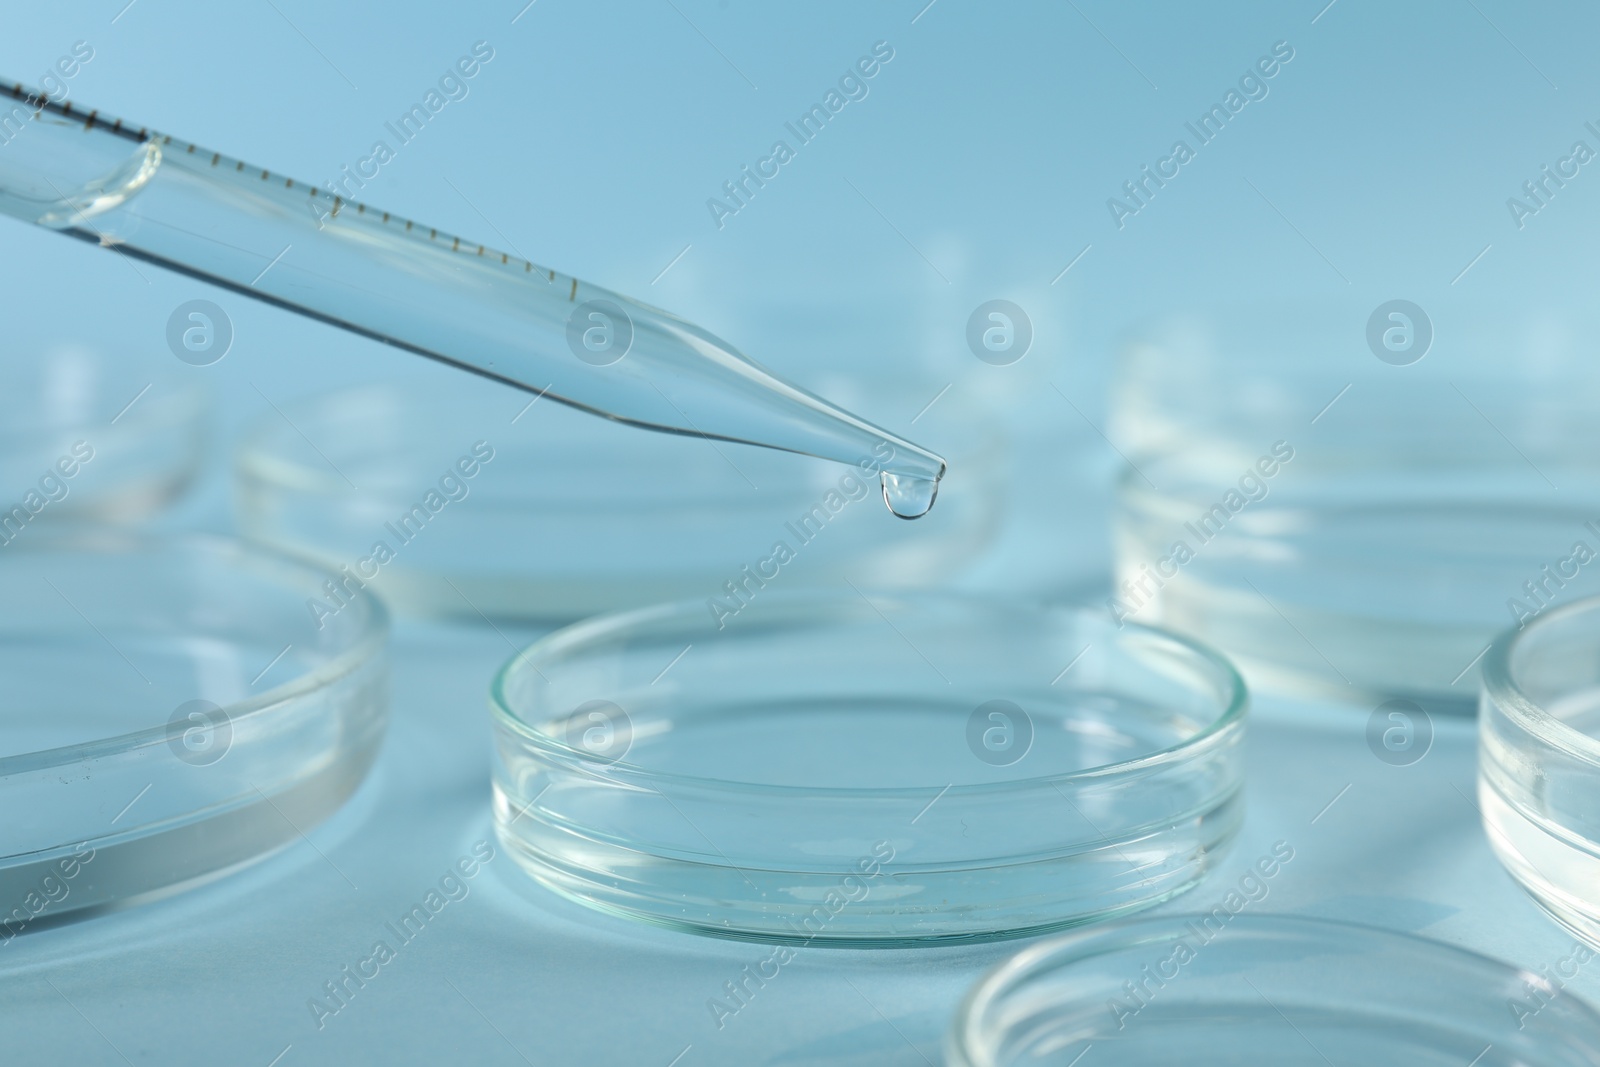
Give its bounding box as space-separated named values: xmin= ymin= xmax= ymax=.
xmin=947 ymin=914 xmax=1600 ymax=1066
xmin=1111 ymin=303 xmax=1600 ymax=712
xmin=1481 ymin=595 xmax=1600 ymax=949
xmin=490 ymin=591 xmax=1245 ymax=945
xmin=0 ymin=533 xmax=387 ymax=923
xmin=0 ymin=348 xmax=206 ymax=524
xmin=0 ymin=84 xmax=945 ymax=515
xmin=234 ymin=383 xmax=1003 ymax=620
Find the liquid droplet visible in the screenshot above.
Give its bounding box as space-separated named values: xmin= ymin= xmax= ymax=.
xmin=880 ymin=470 xmax=940 ymax=520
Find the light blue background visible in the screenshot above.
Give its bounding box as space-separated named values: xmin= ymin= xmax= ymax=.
xmin=3 ymin=1 xmax=1600 ymax=1062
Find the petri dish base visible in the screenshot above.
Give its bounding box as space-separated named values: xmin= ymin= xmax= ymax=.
xmin=236 ymin=384 xmax=1001 ymax=621
xmin=490 ymin=592 xmax=1245 ymax=946
xmin=1480 ymin=595 xmax=1600 ymax=949
xmin=948 ymin=914 xmax=1600 ymax=1066
xmin=1114 ymin=472 xmax=1596 ymax=713
xmin=1111 ymin=305 xmax=1600 ymax=710
xmin=0 ymin=533 xmax=387 ymax=924
xmin=0 ymin=348 xmax=206 ymax=525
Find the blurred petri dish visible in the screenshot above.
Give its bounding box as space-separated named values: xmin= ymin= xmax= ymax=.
xmin=1481 ymin=595 xmax=1600 ymax=949
xmin=234 ymin=383 xmax=1003 ymax=620
xmin=489 ymin=592 xmax=1245 ymax=945
xmin=713 ymin=289 xmax=1110 ymax=600
xmin=1110 ymin=304 xmax=1600 ymax=712
xmin=0 ymin=533 xmax=387 ymax=925
xmin=947 ymin=914 xmax=1600 ymax=1066
xmin=0 ymin=347 xmax=207 ymax=524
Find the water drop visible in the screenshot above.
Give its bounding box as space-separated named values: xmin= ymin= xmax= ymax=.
xmin=880 ymin=470 xmax=940 ymax=520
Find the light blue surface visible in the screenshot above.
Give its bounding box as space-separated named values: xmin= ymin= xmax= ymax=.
xmin=5 ymin=621 xmax=1594 ymax=1065
xmin=4 ymin=1 xmax=1600 ymax=1062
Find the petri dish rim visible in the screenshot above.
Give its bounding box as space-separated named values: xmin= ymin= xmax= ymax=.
xmin=947 ymin=912 xmax=1600 ymax=1066
xmin=235 ymin=383 xmax=1008 ymax=622
xmin=1480 ymin=596 xmax=1600 ymax=771
xmin=0 ymin=530 xmax=391 ymax=922
xmin=487 ymin=591 xmax=1248 ymax=799
xmin=1111 ymin=303 xmax=1600 ymax=712
xmin=0 ymin=532 xmax=389 ymax=777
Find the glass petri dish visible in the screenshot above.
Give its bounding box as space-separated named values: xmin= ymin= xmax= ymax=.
xmin=234 ymin=383 xmax=1003 ymax=621
xmin=713 ymin=289 xmax=1111 ymax=600
xmin=0 ymin=532 xmax=387 ymax=924
xmin=489 ymin=592 xmax=1245 ymax=945
xmin=1110 ymin=304 xmax=1600 ymax=712
xmin=1481 ymin=595 xmax=1600 ymax=949
xmin=0 ymin=348 xmax=207 ymax=524
xmin=947 ymin=914 xmax=1600 ymax=1066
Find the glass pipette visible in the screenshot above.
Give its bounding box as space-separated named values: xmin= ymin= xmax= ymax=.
xmin=0 ymin=81 xmax=945 ymax=518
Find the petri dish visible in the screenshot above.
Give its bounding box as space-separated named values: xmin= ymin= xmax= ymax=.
xmin=489 ymin=591 xmax=1245 ymax=945
xmin=1110 ymin=303 xmax=1600 ymax=712
xmin=1481 ymin=595 xmax=1600 ymax=949
xmin=947 ymin=914 xmax=1600 ymax=1066
xmin=0 ymin=348 xmax=207 ymax=524
xmin=235 ymin=382 xmax=1003 ymax=620
xmin=711 ymin=289 xmax=1113 ymax=600
xmin=0 ymin=532 xmax=387 ymax=925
